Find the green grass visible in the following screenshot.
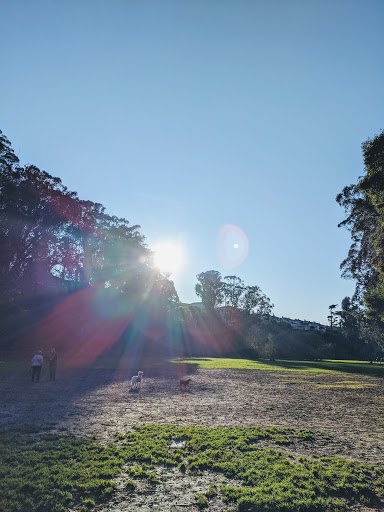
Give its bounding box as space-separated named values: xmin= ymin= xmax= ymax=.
xmin=1 ymin=425 xmax=382 ymax=512
xmin=0 ymin=431 xmax=121 ymax=512
xmin=171 ymin=357 xmax=384 ymax=377
xmin=281 ymin=377 xmax=378 ymax=389
xmin=118 ymin=425 xmax=383 ymax=511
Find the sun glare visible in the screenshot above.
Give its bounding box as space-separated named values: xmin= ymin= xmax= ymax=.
xmin=153 ymin=242 xmax=184 ymax=275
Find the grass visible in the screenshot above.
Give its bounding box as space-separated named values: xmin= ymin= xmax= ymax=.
xmin=281 ymin=377 xmax=378 ymax=389
xmin=2 ymin=357 xmax=383 ymax=379
xmin=1 ymin=425 xmax=383 ymax=512
xmin=0 ymin=431 xmax=120 ymax=512
xmin=171 ymin=357 xmax=384 ymax=378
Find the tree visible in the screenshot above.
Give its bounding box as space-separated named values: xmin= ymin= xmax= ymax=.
xmin=222 ymin=275 xmax=244 ymax=308
xmin=241 ymin=285 xmax=273 ymax=316
xmin=0 ymin=130 xmax=180 ymax=354
xmin=337 ymin=130 xmax=384 ymax=347
xmin=195 ymin=270 xmax=223 ymax=310
xmin=336 ymin=297 xmax=360 ymax=336
xmin=336 ymin=184 xmax=378 ymax=303
xmin=328 ymin=304 xmax=338 ymax=330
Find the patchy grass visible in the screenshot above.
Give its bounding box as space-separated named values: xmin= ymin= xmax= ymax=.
xmin=118 ymin=425 xmax=383 ymax=511
xmin=1 ymin=424 xmax=383 ymax=512
xmin=315 ymin=381 xmax=377 ymax=389
xmin=172 ymin=357 xmax=384 ymax=378
xmin=281 ymin=377 xmax=378 ymax=389
xmin=119 ymin=425 xmax=383 ymax=511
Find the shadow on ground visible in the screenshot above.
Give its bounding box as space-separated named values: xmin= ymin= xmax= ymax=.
xmin=0 ymin=353 xmax=202 ymax=433
xmin=262 ymin=359 xmax=384 ymax=378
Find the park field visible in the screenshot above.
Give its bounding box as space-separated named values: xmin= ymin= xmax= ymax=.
xmin=0 ymin=358 xmax=383 ymax=511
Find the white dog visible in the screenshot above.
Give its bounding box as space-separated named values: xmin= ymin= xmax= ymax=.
xmin=131 ymin=371 xmax=143 ymax=389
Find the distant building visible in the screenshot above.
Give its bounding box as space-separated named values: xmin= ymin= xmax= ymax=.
xmin=273 ymin=316 xmax=327 ymax=332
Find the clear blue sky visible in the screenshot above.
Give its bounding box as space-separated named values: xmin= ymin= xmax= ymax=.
xmin=2 ymin=0 xmax=383 ymax=324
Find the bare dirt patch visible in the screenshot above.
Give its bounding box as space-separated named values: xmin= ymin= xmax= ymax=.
xmin=1 ymin=363 xmax=383 ymax=510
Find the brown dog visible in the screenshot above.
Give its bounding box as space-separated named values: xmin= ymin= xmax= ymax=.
xmin=180 ymin=378 xmax=192 ymax=388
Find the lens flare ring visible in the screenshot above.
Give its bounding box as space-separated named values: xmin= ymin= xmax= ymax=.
xmin=217 ymin=224 xmax=249 ymax=269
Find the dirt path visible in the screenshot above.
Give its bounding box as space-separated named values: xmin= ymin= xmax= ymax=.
xmin=1 ymin=365 xmax=383 ymax=466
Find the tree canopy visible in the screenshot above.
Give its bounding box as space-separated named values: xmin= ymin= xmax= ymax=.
xmin=195 ymin=270 xmax=273 ymax=316
xmin=1 ymin=128 xmax=381 ymax=361
xmin=337 ymin=130 xmax=384 ymax=349
xmin=0 ymin=130 xmax=179 ymax=356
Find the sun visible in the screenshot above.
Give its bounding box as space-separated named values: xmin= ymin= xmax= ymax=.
xmin=153 ymin=242 xmax=184 ymax=275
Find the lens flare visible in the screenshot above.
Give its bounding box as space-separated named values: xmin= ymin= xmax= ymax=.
xmin=217 ymin=224 xmax=249 ymax=269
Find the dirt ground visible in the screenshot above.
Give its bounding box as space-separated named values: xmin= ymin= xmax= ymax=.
xmin=1 ymin=362 xmax=383 ymax=511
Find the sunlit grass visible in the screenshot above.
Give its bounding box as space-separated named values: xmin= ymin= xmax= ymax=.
xmin=281 ymin=377 xmax=378 ymax=389
xmin=2 ymin=425 xmax=382 ymax=512
xmin=171 ymin=357 xmax=384 ymax=377
xmin=316 ymin=383 xmax=377 ymax=389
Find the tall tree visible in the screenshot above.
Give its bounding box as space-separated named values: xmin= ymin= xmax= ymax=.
xmin=327 ymin=304 xmax=338 ymax=330
xmin=222 ymin=275 xmax=244 ymax=308
xmin=0 ymin=130 xmax=178 ymax=320
xmin=336 ymin=184 xmax=378 ymax=303
xmin=338 ymin=130 xmax=384 ymax=348
xmin=240 ymin=285 xmax=273 ymax=316
xmin=195 ymin=270 xmax=223 ymax=310
xmin=195 ymin=270 xmax=273 ymax=316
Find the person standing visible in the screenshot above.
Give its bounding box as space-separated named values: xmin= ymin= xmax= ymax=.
xmin=48 ymin=348 xmax=58 ymax=381
xmin=31 ymin=350 xmax=43 ymax=383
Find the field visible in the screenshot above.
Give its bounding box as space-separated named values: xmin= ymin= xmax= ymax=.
xmin=1 ymin=358 xmax=383 ymax=511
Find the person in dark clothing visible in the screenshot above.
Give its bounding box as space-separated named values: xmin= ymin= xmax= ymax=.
xmin=48 ymin=348 xmax=58 ymax=381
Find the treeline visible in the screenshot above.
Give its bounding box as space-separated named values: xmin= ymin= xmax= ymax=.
xmin=177 ymin=271 xmax=376 ymax=360
xmin=195 ymin=271 xmax=273 ymax=315
xmin=1 ymin=129 xmax=382 ymax=363
xmin=0 ymin=131 xmax=179 ymax=361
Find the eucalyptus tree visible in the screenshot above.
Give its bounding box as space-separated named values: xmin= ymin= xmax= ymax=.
xmin=337 ymin=130 xmax=384 ymax=344
xmin=336 ymin=184 xmax=378 ymax=303
xmin=195 ymin=270 xmax=223 ymax=310
xmin=241 ymin=285 xmax=273 ymax=316
xmin=0 ymin=130 xmax=176 ymax=309
xmin=222 ymin=275 xmax=244 ymax=308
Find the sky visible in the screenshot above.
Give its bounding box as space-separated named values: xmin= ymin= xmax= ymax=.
xmin=1 ymin=0 xmax=384 ymax=324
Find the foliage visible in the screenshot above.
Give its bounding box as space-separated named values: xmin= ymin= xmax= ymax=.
xmin=0 ymin=130 xmax=179 ymax=356
xmin=337 ymin=130 xmax=384 ymax=348
xmin=195 ymin=270 xmax=224 ymax=310
xmin=333 ymin=297 xmax=382 ymax=359
xmin=328 ymin=304 xmax=339 ymax=330
xmin=195 ymin=269 xmax=273 ymax=317
xmin=169 ymin=302 xmax=378 ymax=361
xmin=240 ymin=285 xmax=273 ymax=316
xmin=222 ymin=275 xmax=244 ymax=308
